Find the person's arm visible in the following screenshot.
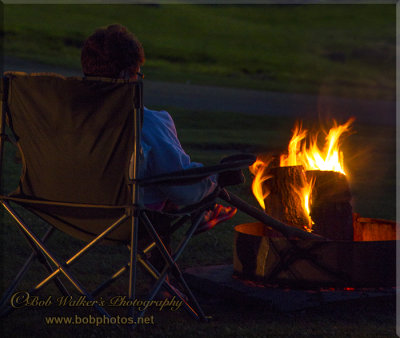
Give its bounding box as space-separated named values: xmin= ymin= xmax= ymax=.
xmin=142 ymin=109 xmax=217 ymax=206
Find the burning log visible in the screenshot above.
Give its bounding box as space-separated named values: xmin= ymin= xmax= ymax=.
xmin=262 ymin=166 xmax=310 ymax=230
xmin=306 ymin=170 xmax=353 ymax=240
xmin=249 ymin=118 xmax=357 ymax=239
xmin=237 ymin=118 xmax=396 ymax=288
xmin=219 ymin=189 xmax=323 ymax=240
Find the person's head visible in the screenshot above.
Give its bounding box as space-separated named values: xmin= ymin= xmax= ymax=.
xmin=81 ymin=24 xmax=145 ymax=79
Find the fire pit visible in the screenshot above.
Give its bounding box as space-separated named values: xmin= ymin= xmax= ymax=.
xmin=233 ymin=216 xmax=397 ymax=288
xmin=237 ymin=118 xmax=398 ymax=289
xmin=185 ymin=119 xmax=395 ymax=311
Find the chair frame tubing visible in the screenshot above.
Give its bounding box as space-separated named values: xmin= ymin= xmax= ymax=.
xmin=127 ymin=82 xmax=143 ymax=320
xmin=0 ymin=226 xmax=70 ymax=316
xmin=1 ymin=201 xmax=112 ymax=318
xmin=0 ymin=77 xmax=211 ymax=326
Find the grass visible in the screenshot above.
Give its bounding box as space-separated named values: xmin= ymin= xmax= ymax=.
xmin=3 ymin=4 xmax=396 ymax=100
xmin=0 ymin=4 xmax=397 ymax=335
xmin=0 ymin=108 xmax=396 ymax=337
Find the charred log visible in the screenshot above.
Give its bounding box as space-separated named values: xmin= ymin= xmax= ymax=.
xmin=263 ymin=166 xmax=310 ymax=230
xmin=306 ymin=170 xmax=353 ymax=241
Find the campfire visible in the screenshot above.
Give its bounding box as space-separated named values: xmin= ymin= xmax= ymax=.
xmin=232 ymin=118 xmax=397 ymax=288
xmin=249 ymin=118 xmax=354 ymax=239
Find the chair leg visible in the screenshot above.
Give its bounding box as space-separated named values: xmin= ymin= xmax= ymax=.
xmin=92 ymin=264 xmax=129 ymax=298
xmin=20 ymin=227 xmax=70 ymax=297
xmin=1 ymin=227 xmax=52 ymax=308
xmin=0 ymin=225 xmax=69 ymax=317
xmin=92 ymin=240 xmax=159 ymax=298
xmin=2 ymin=201 xmax=113 ymax=318
xmin=31 ymin=214 xmax=128 ymax=293
xmin=137 ymin=254 xmax=207 ymax=320
xmin=135 ymin=210 xmax=208 ymax=322
xmin=128 ymin=211 xmax=139 ymax=321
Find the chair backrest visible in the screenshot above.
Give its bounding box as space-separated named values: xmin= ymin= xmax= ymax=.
xmin=2 ymin=72 xmax=142 ymax=242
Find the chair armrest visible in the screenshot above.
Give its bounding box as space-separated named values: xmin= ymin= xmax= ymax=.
xmin=138 ymin=153 xmax=256 ymax=187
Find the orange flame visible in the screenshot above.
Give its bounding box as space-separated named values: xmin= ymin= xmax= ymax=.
xmin=249 ymin=159 xmax=273 ymax=210
xmin=280 ymin=122 xmax=308 ymax=167
xmin=250 ymin=118 xmax=354 ymax=230
xmin=296 ymin=174 xmax=315 ymax=232
xmin=280 ymin=118 xmax=354 ymax=175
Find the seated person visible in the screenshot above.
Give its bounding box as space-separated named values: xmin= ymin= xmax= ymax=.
xmin=80 ymin=24 xmax=236 ymax=237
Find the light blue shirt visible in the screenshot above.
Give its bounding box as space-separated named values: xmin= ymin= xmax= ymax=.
xmin=136 ymin=107 xmax=217 ymax=208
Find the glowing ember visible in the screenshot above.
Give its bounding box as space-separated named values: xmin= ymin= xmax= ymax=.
xmin=250 ymin=118 xmax=354 ymax=230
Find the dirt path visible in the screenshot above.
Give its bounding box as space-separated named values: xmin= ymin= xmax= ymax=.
xmin=4 ymin=56 xmax=395 ymax=126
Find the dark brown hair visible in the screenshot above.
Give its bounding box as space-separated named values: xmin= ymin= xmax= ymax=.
xmin=81 ymin=24 xmax=145 ymax=78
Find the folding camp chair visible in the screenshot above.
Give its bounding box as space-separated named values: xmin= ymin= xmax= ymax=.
xmin=0 ymin=72 xmax=255 ymax=324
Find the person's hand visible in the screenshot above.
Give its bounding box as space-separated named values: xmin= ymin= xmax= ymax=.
xmin=217 ymin=154 xmax=254 ymax=187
